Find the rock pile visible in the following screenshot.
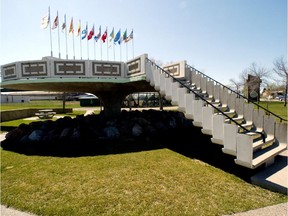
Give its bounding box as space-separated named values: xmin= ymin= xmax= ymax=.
xmin=1 ymin=109 xmax=193 ymax=156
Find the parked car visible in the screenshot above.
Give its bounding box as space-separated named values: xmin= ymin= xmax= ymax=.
xmin=276 ymin=95 xmax=287 ymax=101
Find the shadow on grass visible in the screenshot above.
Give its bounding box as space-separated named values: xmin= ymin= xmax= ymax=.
xmin=1 ymin=124 xmax=264 ymax=182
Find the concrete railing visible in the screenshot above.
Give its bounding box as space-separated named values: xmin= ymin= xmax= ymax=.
xmin=146 ymin=58 xmax=287 ymax=169
xmin=1 ymin=54 xmax=148 ymax=81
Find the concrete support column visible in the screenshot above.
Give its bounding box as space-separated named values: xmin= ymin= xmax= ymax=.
xmin=96 ymin=91 xmax=128 ymax=117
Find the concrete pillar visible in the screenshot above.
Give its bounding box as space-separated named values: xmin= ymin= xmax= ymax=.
xmin=96 ymin=91 xmax=128 ymax=117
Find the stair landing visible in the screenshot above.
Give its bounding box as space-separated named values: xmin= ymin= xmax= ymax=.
xmin=251 ymin=149 xmax=288 ymax=194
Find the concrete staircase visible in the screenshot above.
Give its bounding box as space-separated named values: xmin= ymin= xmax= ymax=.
xmin=145 ymin=59 xmax=287 ymax=169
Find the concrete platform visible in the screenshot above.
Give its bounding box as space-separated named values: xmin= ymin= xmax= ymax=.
xmin=251 ymin=150 xmax=288 ymax=195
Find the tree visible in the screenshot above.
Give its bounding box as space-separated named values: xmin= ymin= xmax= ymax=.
xmin=241 ymin=62 xmax=271 ymax=101
xmin=273 ymin=56 xmax=287 ymax=106
xmin=242 ymin=62 xmax=271 ymax=86
xmin=229 ymin=78 xmax=243 ymax=96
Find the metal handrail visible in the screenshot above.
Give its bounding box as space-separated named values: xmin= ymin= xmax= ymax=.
xmin=146 ymin=58 xmax=266 ymax=142
xmin=185 ymin=64 xmax=287 ymax=123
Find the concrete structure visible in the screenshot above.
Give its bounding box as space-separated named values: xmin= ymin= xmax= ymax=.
xmin=1 ymin=53 xmax=287 ymax=171
xmin=1 ymin=54 xmax=154 ymax=116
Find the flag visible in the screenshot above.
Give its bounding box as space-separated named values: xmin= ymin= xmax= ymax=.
xmin=69 ymin=17 xmax=74 ymax=35
xmin=101 ymin=27 xmax=108 ymax=43
xmin=61 ymin=14 xmax=66 ymax=32
xmin=40 ymin=11 xmax=50 ymax=29
xmin=87 ymin=25 xmax=94 ymax=40
xmin=122 ymin=29 xmax=127 ymax=42
xmin=125 ymin=29 xmax=133 ymax=43
xmin=51 ymin=14 xmax=58 ymax=30
xmin=114 ymin=29 xmax=121 ymax=44
xmin=76 ymin=20 xmax=81 ymax=37
xmin=81 ymin=23 xmax=88 ymax=40
xmin=94 ymin=26 xmax=101 ymax=42
xmin=109 ymin=27 xmax=114 ymax=42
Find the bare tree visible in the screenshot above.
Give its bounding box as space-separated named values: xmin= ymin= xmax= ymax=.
xmin=273 ymin=56 xmax=287 ymax=106
xmin=243 ymin=62 xmax=271 ymax=86
xmin=229 ymin=78 xmax=243 ymax=95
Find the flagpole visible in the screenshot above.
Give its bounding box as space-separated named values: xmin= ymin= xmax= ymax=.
xmin=73 ymin=31 xmax=75 ymax=60
xmin=126 ymin=42 xmax=128 ymax=61
xmin=100 ymin=39 xmax=102 ymax=60
xmin=79 ymin=20 xmax=82 ymax=60
xmin=57 ymin=11 xmax=61 ymax=58
xmin=94 ymin=40 xmax=96 ymax=60
xmin=64 ymin=14 xmax=68 ymax=59
xmin=86 ymin=22 xmax=89 ymax=60
xmin=113 ymin=42 xmax=115 ymax=61
xmin=48 ymin=6 xmax=53 ymax=57
xmin=107 ymin=27 xmax=109 ymax=60
xmin=120 ymin=40 xmax=122 ymax=62
xmin=132 ymin=29 xmax=134 ymax=58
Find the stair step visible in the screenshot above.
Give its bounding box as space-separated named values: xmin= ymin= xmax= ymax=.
xmin=244 ymin=131 xmax=263 ymax=140
xmin=238 ymin=122 xmax=254 ymax=132
xmin=235 ymin=143 xmax=287 ymax=169
xmin=253 ymin=136 xmax=275 ymax=151
xmin=252 ymin=144 xmax=287 ymax=168
xmin=214 ymin=105 xmax=228 ymax=112
xmin=225 ymin=116 xmax=244 ymax=124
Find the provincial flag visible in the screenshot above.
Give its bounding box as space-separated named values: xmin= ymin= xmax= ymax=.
xmin=87 ymin=25 xmax=94 ymax=40
xmin=122 ymin=29 xmax=127 ymax=42
xmin=109 ymin=27 xmax=114 ymax=42
xmin=101 ymin=27 xmax=108 ymax=43
xmin=69 ymin=17 xmax=74 ymax=35
xmin=61 ymin=14 xmax=66 ymax=32
xmin=40 ymin=11 xmax=50 ymax=29
xmin=94 ymin=26 xmax=101 ymax=42
xmin=51 ymin=14 xmax=59 ymax=30
xmin=114 ymin=29 xmax=121 ymax=44
xmin=125 ymin=29 xmax=133 ymax=43
xmin=81 ymin=23 xmax=88 ymax=40
xmin=76 ymin=20 xmax=81 ymax=37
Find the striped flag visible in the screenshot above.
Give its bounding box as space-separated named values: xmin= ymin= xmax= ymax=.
xmin=69 ymin=17 xmax=74 ymax=35
xmin=51 ymin=13 xmax=59 ymax=30
xmin=40 ymin=11 xmax=50 ymax=29
xmin=94 ymin=26 xmax=101 ymax=42
xmin=81 ymin=23 xmax=88 ymax=40
xmin=125 ymin=29 xmax=133 ymax=43
xmin=101 ymin=27 xmax=108 ymax=43
xmin=76 ymin=20 xmax=81 ymax=37
xmin=61 ymin=14 xmax=66 ymax=32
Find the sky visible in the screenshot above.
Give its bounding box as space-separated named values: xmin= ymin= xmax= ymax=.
xmin=0 ymin=0 xmax=287 ymax=85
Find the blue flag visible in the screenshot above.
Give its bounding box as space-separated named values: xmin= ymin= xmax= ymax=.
xmin=81 ymin=24 xmax=88 ymax=40
xmin=114 ymin=29 xmax=121 ymax=44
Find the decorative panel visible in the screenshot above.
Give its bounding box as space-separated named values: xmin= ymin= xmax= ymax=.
xmin=21 ymin=62 xmax=47 ymax=77
xmin=127 ymin=58 xmax=141 ymax=75
xmin=54 ymin=61 xmax=85 ymax=75
xmin=3 ymin=64 xmax=17 ymax=79
xmin=92 ymin=62 xmax=121 ymax=76
xmin=163 ymin=63 xmax=180 ymax=76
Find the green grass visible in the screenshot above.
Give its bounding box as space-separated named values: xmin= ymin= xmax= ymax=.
xmin=0 ymin=111 xmax=87 ymax=128
xmin=256 ymin=101 xmax=287 ymax=121
xmin=0 ymin=100 xmax=82 ymax=111
xmin=1 ymin=100 xmax=287 ymax=215
xmin=1 ymin=148 xmax=286 ymax=216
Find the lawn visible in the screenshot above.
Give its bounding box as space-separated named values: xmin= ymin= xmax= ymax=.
xmin=0 ymin=100 xmax=82 ymax=111
xmin=1 ymin=148 xmax=286 ymax=216
xmin=1 ymin=100 xmax=287 ymax=215
xmin=257 ymin=101 xmax=287 ymax=121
